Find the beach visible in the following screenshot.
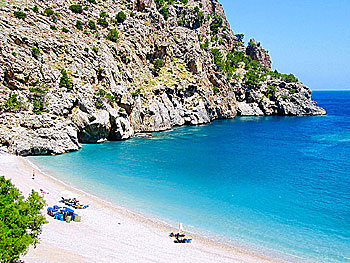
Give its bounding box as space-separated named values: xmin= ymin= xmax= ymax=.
xmin=0 ymin=154 xmax=278 ymax=263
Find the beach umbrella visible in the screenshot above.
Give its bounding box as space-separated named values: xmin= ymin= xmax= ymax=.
xmin=178 ymin=222 xmax=184 ymax=233
xmin=60 ymin=190 xmax=80 ymax=199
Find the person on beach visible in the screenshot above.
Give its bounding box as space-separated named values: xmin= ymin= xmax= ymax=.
xmin=32 ymin=170 xmax=35 ymax=180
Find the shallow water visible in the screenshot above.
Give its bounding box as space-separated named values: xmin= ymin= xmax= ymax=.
xmin=31 ymin=91 xmax=350 ymax=262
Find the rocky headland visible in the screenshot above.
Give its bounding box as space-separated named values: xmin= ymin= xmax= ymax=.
xmin=0 ymin=0 xmax=326 ymax=155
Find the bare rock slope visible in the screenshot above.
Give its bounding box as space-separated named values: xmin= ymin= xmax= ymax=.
xmin=0 ymin=0 xmax=326 ymax=155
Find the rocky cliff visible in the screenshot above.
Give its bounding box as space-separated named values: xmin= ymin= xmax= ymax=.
xmin=0 ymin=0 xmax=326 ymax=155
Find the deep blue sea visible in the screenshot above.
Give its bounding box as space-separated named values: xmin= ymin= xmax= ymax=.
xmin=31 ymin=91 xmax=350 ymax=262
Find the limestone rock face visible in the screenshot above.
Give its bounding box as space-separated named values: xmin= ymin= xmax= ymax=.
xmin=235 ymin=80 xmax=326 ymax=116
xmin=246 ymin=39 xmax=272 ymax=70
xmin=0 ymin=113 xmax=80 ymax=156
xmin=0 ymin=0 xmax=325 ymax=155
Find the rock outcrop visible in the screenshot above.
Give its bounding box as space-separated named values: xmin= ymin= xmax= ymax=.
xmin=0 ymin=0 xmax=326 ymax=155
xmin=246 ymin=39 xmax=272 ymax=70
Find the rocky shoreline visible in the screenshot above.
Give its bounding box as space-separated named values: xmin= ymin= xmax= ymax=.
xmin=0 ymin=0 xmax=326 ymax=156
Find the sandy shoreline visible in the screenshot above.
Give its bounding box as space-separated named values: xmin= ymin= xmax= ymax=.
xmin=0 ymin=154 xmax=282 ymax=263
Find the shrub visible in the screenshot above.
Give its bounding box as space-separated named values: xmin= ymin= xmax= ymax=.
xmin=152 ymin=58 xmax=164 ymax=75
xmin=159 ymin=7 xmax=170 ymax=20
xmin=115 ymin=11 xmax=126 ymax=23
xmin=2 ymin=94 xmax=23 ymax=112
xmin=106 ymin=29 xmax=119 ymax=42
xmin=59 ymin=69 xmax=72 ymax=91
xmin=32 ymin=99 xmax=48 ymax=114
xmin=97 ymin=18 xmax=108 ymax=28
xmin=13 ymin=11 xmax=26 ymax=19
xmin=88 ymin=20 xmax=96 ymax=30
xmin=69 ymin=5 xmax=83 ymax=14
xmin=29 ymin=86 xmax=47 ymax=94
xmin=281 ymin=73 xmax=298 ymax=83
xmin=61 ymin=27 xmax=69 ymax=33
xmin=11 ymin=51 xmax=17 ymax=56
xmin=0 ymin=177 xmax=47 ymax=262
xmin=235 ymin=33 xmax=244 ymax=42
xmin=50 ymin=24 xmax=57 ymax=30
xmin=76 ymin=20 xmax=84 ymax=30
xmin=87 ymin=0 xmax=96 ymax=3
xmin=244 ymin=69 xmax=262 ymax=88
xmin=100 ymin=11 xmax=109 ymax=18
xmin=33 ymin=5 xmax=39 ymax=13
xmin=132 ymin=88 xmax=141 ymax=96
xmin=43 ymin=8 xmax=54 ymax=16
xmin=105 ymin=93 xmax=116 ymax=103
xmin=31 ymin=47 xmax=40 ymax=59
xmin=210 ymin=15 xmax=223 ymax=34
xmin=211 ymin=48 xmax=224 ymax=71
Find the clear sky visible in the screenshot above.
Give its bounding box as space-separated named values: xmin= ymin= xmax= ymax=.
xmin=219 ymin=0 xmax=350 ymax=90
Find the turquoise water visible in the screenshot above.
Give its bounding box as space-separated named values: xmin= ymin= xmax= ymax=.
xmin=31 ymin=91 xmax=350 ymax=262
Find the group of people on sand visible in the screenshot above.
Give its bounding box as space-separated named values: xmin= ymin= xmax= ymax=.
xmin=169 ymin=232 xmax=192 ymax=243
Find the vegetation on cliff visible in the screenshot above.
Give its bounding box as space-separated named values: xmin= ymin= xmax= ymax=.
xmin=0 ymin=0 xmax=325 ymax=155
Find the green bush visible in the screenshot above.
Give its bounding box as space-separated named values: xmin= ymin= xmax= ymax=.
xmin=97 ymin=18 xmax=108 ymax=28
xmin=11 ymin=51 xmax=17 ymax=56
xmin=87 ymin=0 xmax=96 ymax=3
xmin=96 ymin=89 xmax=106 ymax=97
xmin=152 ymin=58 xmax=164 ymax=75
xmin=29 ymin=86 xmax=47 ymax=94
xmin=105 ymin=93 xmax=116 ymax=103
xmin=43 ymin=8 xmax=54 ymax=16
xmin=132 ymin=88 xmax=141 ymax=96
xmin=159 ymin=7 xmax=170 ymax=19
xmin=33 ymin=5 xmax=39 ymax=13
xmin=100 ymin=11 xmax=109 ymax=18
xmin=32 ymin=99 xmax=48 ymax=114
xmin=61 ymin=27 xmax=69 ymax=33
xmin=2 ymin=94 xmax=23 ymax=112
xmin=0 ymin=177 xmax=47 ymax=262
xmin=50 ymin=24 xmax=57 ymax=30
xmin=13 ymin=11 xmax=26 ymax=19
xmin=106 ymin=29 xmax=119 ymax=42
xmin=76 ymin=20 xmax=84 ymax=30
xmin=281 ymin=73 xmax=298 ymax=83
xmin=235 ymin=33 xmax=244 ymax=42
xmin=59 ymin=69 xmax=72 ymax=91
xmin=88 ymin=20 xmax=96 ymax=30
xmin=69 ymin=5 xmax=83 ymax=14
xmin=244 ymin=69 xmax=264 ymax=88
xmin=211 ymin=48 xmax=224 ymax=71
xmin=116 ymin=11 xmax=126 ymax=23
xmin=31 ymin=47 xmax=40 ymax=59
xmin=210 ymin=15 xmax=223 ymax=34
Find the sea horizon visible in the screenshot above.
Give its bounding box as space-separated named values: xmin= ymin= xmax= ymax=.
xmin=30 ymin=90 xmax=350 ymax=263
